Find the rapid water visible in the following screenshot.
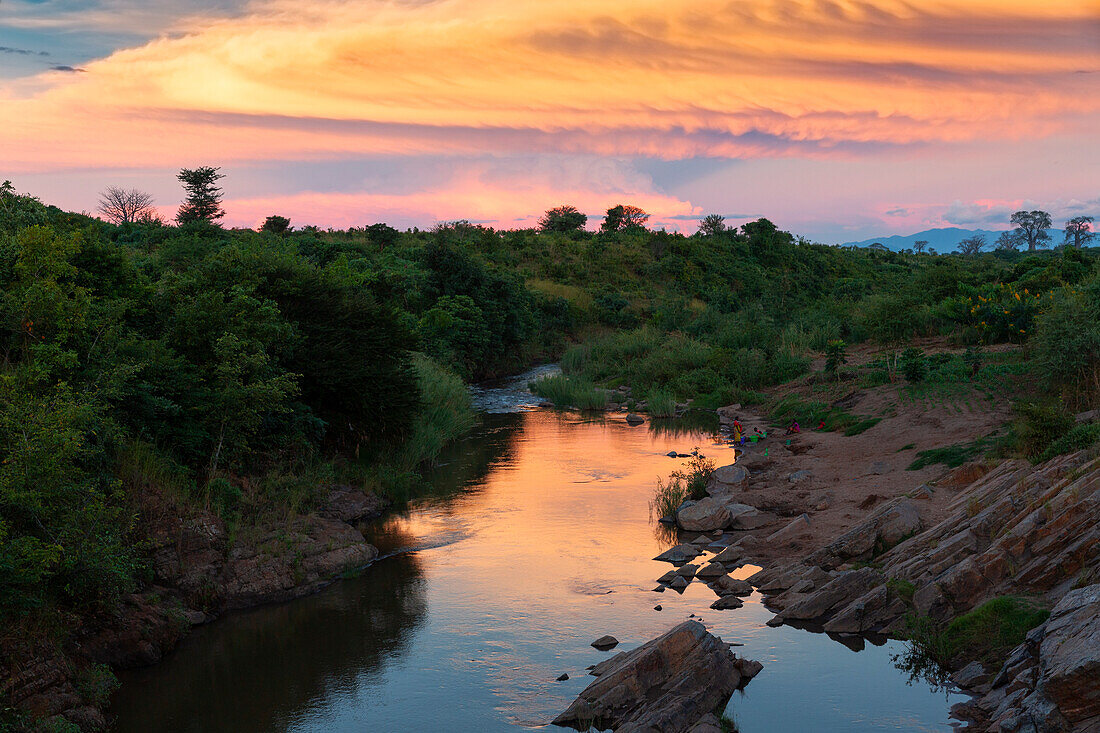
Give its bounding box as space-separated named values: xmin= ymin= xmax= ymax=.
xmin=110 ymin=368 xmax=963 ymax=731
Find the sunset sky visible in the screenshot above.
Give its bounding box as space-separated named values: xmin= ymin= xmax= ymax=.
xmin=2 ymin=0 xmax=1098 ymax=241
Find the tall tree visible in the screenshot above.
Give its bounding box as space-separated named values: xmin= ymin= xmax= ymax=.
xmin=697 ymin=214 xmax=727 ymax=237
xmin=995 ymin=230 xmax=1024 ymax=251
xmin=97 ymin=186 xmax=155 ymax=224
xmin=176 ymin=166 xmax=225 ymax=225
xmin=957 ymin=234 xmax=988 ymax=255
xmin=538 ymin=205 xmax=587 ymax=233
xmin=1010 ymin=210 xmax=1052 ymax=251
xmin=600 ymin=204 xmax=648 ymax=232
xmin=1063 ymin=216 xmax=1095 ymax=248
xmin=912 ymin=239 xmax=929 ymax=254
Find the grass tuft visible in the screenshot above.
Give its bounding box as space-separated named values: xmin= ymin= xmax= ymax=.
xmin=529 ymin=374 xmax=608 ymax=409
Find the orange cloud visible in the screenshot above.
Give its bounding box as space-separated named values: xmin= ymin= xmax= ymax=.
xmin=2 ymin=0 xmax=1097 ymax=173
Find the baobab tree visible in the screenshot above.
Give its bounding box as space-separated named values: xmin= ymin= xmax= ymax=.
xmin=912 ymin=239 xmax=929 ymax=254
xmin=97 ymin=186 xmax=156 ymax=224
xmin=957 ymin=234 xmax=988 ymax=255
xmin=1010 ymin=210 xmax=1052 ymax=251
xmin=1064 ymin=216 xmax=1095 ymax=248
xmin=996 ymin=230 xmax=1024 ymax=251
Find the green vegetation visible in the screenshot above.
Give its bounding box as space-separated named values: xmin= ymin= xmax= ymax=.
xmin=650 ymin=453 xmax=715 ymax=519
xmin=768 ymin=395 xmax=879 ymax=435
xmin=907 ymin=436 xmax=997 ymax=470
xmin=903 ymin=596 xmax=1050 ymax=668
xmin=529 ymin=374 xmax=608 ymax=409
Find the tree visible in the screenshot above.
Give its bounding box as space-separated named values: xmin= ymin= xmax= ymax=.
xmin=1064 ymin=216 xmax=1095 ymax=249
xmin=1010 ymin=210 xmax=1052 ymax=251
xmin=600 ymin=204 xmax=648 ymax=232
xmin=697 ymin=214 xmax=726 ymax=237
xmin=365 ymin=223 xmax=399 ymax=250
xmin=957 ymin=234 xmax=988 ymax=255
xmin=912 ymin=240 xmax=929 ymax=254
xmin=996 ymin=230 xmax=1024 ymax=251
xmin=260 ymin=215 xmax=291 ymax=233
xmin=176 ymin=166 xmax=225 ymax=225
xmin=539 ymin=205 xmax=587 ymax=233
xmin=97 ymin=186 xmax=155 ymax=224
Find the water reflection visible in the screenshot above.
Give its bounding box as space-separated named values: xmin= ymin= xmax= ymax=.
xmin=111 ymin=410 xmax=963 ymax=732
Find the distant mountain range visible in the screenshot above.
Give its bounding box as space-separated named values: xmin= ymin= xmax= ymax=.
xmin=835 ymin=227 xmax=1062 ymax=253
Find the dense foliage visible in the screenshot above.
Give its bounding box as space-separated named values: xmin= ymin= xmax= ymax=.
xmin=1 ymin=179 xmax=1098 ymax=626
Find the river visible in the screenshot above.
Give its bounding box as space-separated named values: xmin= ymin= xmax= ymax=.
xmin=111 ymin=368 xmax=963 ymax=731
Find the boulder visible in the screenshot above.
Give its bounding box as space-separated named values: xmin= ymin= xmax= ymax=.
xmin=725 ymin=503 xmax=777 ymax=530
xmin=821 ymin=584 xmax=907 ymax=634
xmin=710 ymin=595 xmax=745 ymax=610
xmin=1037 ymin=583 xmax=1100 ymax=725
xmin=736 ymin=451 xmax=773 ymax=471
xmin=626 ymin=413 xmax=645 ymax=425
xmin=695 ymin=562 xmax=727 ymax=580
xmin=591 ymin=635 xmax=619 ymax=650
xmin=713 ymin=464 xmax=750 ymax=487
xmin=712 ymin=544 xmax=744 ymax=565
xmin=653 ymin=544 xmax=701 ymax=564
xmin=675 ymin=563 xmax=699 ymax=579
xmin=765 ymin=514 xmax=812 ymax=545
xmin=553 ymin=621 xmax=761 ymax=733
xmin=788 ymin=470 xmax=813 ymax=483
xmin=777 ymin=568 xmax=884 ymax=623
xmin=806 ymin=498 xmax=921 ymax=568
xmin=1074 ymin=409 xmax=1100 ymax=424
xmin=711 ymin=575 xmax=754 ymax=597
xmin=670 ymin=576 xmax=689 ymax=591
xmin=677 ymin=498 xmax=732 ymax=532
xmin=952 ymin=661 xmax=991 ymax=690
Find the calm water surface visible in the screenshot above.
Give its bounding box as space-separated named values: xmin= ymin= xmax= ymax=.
xmin=111 ymin=371 xmax=962 ymax=731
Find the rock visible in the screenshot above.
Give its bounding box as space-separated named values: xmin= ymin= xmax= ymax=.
xmin=910 ymin=484 xmax=934 ymax=500
xmin=557 ymin=673 xmax=570 ymax=681
xmin=591 ymin=635 xmax=619 ymax=650
xmin=821 ymin=584 xmax=907 ymax=634
xmin=725 ymin=503 xmax=777 ymax=530
xmin=668 ymin=450 xmax=680 ymax=457
xmin=805 ymin=498 xmax=921 ymax=568
xmin=553 ymin=621 xmax=761 ymax=733
xmin=652 ymin=586 xmax=665 ymax=593
xmin=695 ymin=562 xmax=727 ymax=580
xmin=626 ymin=413 xmax=645 ymax=425
xmin=710 ymin=595 xmax=744 ymax=610
xmin=689 ymin=534 xmax=713 ymax=545
xmin=788 ymin=470 xmax=813 ymax=483
xmin=952 ymin=661 xmax=991 ymax=690
xmin=321 ymin=486 xmax=387 ymax=523
xmin=711 ymin=575 xmax=754 ymax=597
xmin=777 ymin=568 xmax=884 ymax=623
xmin=737 ymin=450 xmax=773 ymax=471
xmin=658 ymin=514 xmax=677 ymax=525
xmin=653 ymin=544 xmax=701 ymax=563
xmin=687 ymin=713 xmax=724 ymax=733
xmin=712 ymin=544 xmax=744 ymax=565
xmin=677 ymin=497 xmax=732 ymax=532
xmin=1074 ymin=409 xmax=1100 ymax=424
xmin=1037 ymin=583 xmax=1100 ymax=725
xmin=713 ymin=464 xmax=750 ymax=487
xmin=657 ymin=569 xmax=680 ymax=584
xmin=675 ymin=563 xmax=699 ymax=579
xmin=654 ymin=605 xmax=663 ymax=611
xmin=765 ymin=513 xmax=812 ymax=545
xmin=670 ymin=576 xmax=689 ymax=590
xmin=869 ymin=461 xmax=890 ymax=475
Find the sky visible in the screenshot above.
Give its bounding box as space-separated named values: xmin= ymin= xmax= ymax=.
xmin=1 ymin=0 xmax=1098 ymax=241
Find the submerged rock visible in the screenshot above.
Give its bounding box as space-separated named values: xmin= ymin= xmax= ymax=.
xmin=625 ymin=413 xmax=645 ymax=425
xmin=553 ymin=621 xmax=762 ymax=733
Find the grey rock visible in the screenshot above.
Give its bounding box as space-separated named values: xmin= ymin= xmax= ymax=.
xmin=677 ymin=497 xmax=732 ymax=532
xmin=710 ymin=595 xmax=745 ymax=610
xmin=765 ymin=513 xmax=813 ymax=545
xmin=591 ymin=635 xmax=619 ymax=650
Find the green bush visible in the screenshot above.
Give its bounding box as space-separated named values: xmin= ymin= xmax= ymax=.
xmin=646 ymin=390 xmax=677 ymax=418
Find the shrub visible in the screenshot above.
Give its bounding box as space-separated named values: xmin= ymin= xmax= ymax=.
xmin=650 ymin=474 xmax=688 ymax=520
xmin=900 ymin=347 xmax=927 ymax=382
xmin=824 ymin=339 xmax=848 ymax=378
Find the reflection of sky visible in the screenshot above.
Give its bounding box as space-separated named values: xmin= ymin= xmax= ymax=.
xmin=114 ymin=408 xmax=965 ymax=731
xmin=2 ymin=0 xmax=1097 ymax=241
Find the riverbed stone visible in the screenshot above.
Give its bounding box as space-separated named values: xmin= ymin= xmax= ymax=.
xmin=677 ymin=497 xmax=732 ymax=532
xmin=710 ymin=595 xmax=744 ymax=610
xmin=553 ymin=621 xmax=761 ymax=733
xmin=711 ymin=575 xmax=754 ymax=597
xmin=713 ymin=464 xmax=750 ymax=487
xmin=765 ymin=514 xmax=813 ymax=545
xmin=591 ymin=635 xmax=619 ymax=650
xmin=653 ymin=544 xmax=701 ymax=563
xmin=695 ymin=562 xmax=727 ymax=580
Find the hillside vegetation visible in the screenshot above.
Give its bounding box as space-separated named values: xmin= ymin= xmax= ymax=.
xmin=1 ymin=180 xmax=1098 ymax=707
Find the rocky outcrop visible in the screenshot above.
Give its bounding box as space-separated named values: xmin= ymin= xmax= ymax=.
xmin=553 ymin=621 xmax=762 ymax=732
xmin=951 ymin=584 xmax=1100 ymax=732
xmin=805 ymin=497 xmax=922 ymax=569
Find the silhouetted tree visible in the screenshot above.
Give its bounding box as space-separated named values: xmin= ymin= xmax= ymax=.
xmin=697 ymin=214 xmax=726 ymax=237
xmin=1010 ymin=210 xmax=1052 ymax=251
xmin=260 ymin=215 xmax=291 ymax=233
xmin=97 ymin=186 xmax=155 ymax=224
xmin=365 ymin=223 xmax=399 ymax=250
xmin=912 ymin=239 xmax=929 ymax=254
xmin=1064 ymin=216 xmax=1095 ymax=248
xmin=538 ymin=205 xmax=587 ymax=233
xmin=176 ymin=166 xmax=225 ymax=225
xmin=601 ymin=204 xmax=648 ymax=232
xmin=996 ymin=230 xmax=1024 ymax=251
xmin=957 ymin=234 xmax=988 ymax=255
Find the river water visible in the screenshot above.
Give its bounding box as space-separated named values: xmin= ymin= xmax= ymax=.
xmin=111 ymin=368 xmax=963 ymax=732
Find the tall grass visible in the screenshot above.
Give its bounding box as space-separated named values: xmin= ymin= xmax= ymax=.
xmin=529 ymin=374 xmax=608 ymax=409
xmin=401 ymin=353 xmax=477 ymax=468
xmin=646 ymin=389 xmax=677 ymax=417
xmin=649 ymin=454 xmax=715 ymax=519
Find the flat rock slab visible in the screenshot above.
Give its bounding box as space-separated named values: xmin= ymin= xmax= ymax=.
xmin=554 ymin=621 xmax=761 ymax=732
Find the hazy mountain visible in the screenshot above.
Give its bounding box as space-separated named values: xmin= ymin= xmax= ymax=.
xmin=835 ymin=227 xmax=1061 ymax=253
